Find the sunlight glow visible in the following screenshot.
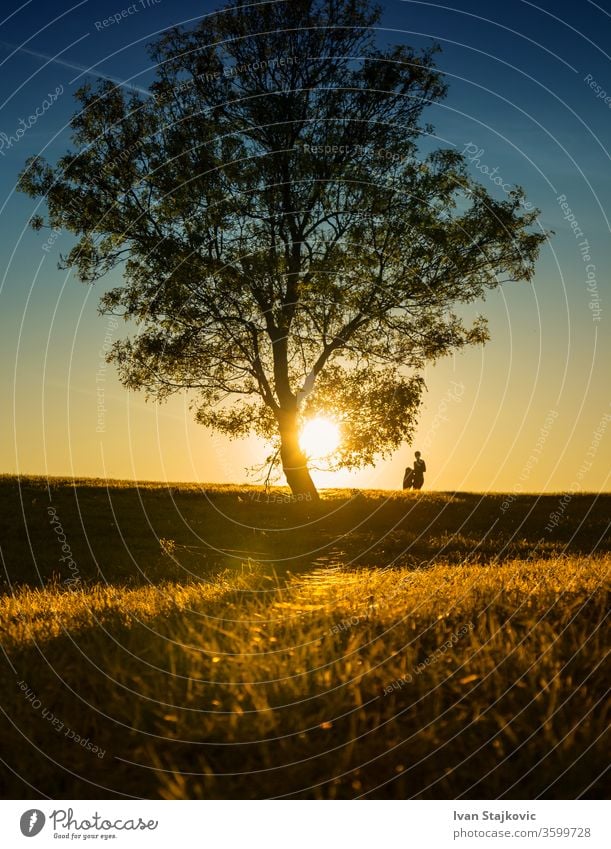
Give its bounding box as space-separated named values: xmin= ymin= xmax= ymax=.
xmin=299 ymin=416 xmax=341 ymax=459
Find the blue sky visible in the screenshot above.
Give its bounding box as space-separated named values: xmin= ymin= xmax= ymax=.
xmin=0 ymin=0 xmax=609 ymax=491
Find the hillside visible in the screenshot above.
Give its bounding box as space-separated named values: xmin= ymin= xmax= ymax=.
xmin=0 ymin=476 xmax=608 ymax=799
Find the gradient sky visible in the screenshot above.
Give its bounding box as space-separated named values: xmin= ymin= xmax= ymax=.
xmin=0 ymin=0 xmax=609 ymax=492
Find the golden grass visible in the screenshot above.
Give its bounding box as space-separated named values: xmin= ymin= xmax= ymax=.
xmin=1 ymin=554 xmax=608 ymax=799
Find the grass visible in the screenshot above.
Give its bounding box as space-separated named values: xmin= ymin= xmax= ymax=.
xmin=0 ymin=475 xmax=609 ymax=799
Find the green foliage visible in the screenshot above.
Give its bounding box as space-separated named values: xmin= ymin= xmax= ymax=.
xmin=18 ymin=0 xmax=547 ymax=480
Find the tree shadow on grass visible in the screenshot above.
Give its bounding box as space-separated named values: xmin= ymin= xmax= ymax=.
xmin=1 ymin=478 xmax=609 ymax=589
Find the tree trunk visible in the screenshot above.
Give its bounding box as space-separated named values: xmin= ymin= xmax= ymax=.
xmin=278 ymin=410 xmax=319 ymax=500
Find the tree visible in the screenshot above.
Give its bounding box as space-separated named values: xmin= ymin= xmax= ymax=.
xmin=19 ymin=0 xmax=546 ymax=498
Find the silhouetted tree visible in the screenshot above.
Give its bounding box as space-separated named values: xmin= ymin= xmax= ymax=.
xmin=19 ymin=0 xmax=546 ymax=497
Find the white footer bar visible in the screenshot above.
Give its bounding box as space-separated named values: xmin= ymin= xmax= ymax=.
xmin=1 ymin=800 xmax=607 ymax=848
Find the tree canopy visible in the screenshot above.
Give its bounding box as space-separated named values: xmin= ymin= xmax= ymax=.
xmin=19 ymin=0 xmax=546 ymax=496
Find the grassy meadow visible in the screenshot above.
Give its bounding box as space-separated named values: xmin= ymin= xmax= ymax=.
xmin=0 ymin=475 xmax=609 ymax=799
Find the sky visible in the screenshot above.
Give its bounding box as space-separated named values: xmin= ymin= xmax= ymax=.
xmin=0 ymin=0 xmax=609 ymax=492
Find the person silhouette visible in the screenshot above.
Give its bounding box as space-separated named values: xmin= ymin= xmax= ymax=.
xmin=412 ymin=451 xmax=426 ymax=490
xmin=402 ymin=466 xmax=414 ymax=490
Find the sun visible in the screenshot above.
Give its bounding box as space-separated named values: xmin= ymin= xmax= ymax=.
xmin=299 ymin=416 xmax=341 ymax=459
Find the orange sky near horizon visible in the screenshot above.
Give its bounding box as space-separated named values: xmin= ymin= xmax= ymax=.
xmin=3 ymin=262 xmax=609 ymax=495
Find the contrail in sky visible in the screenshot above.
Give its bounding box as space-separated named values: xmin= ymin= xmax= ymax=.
xmin=0 ymin=39 xmax=151 ymax=96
